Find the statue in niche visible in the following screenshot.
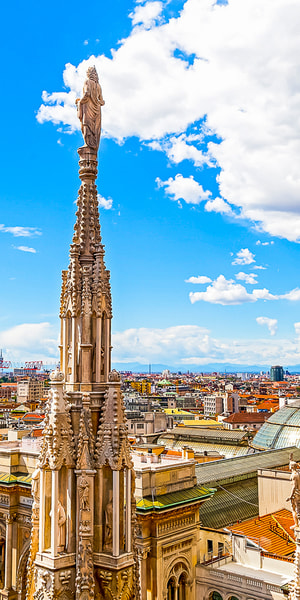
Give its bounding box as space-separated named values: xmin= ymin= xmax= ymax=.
xmin=31 ymin=468 xmax=40 ymax=507
xmin=76 ymin=66 xmax=105 ymax=152
xmin=50 ymin=500 xmax=66 ymax=551
xmin=287 ymin=454 xmax=300 ymax=528
xmin=104 ymin=491 xmax=113 ymax=550
xmin=78 ymin=475 xmax=90 ymax=510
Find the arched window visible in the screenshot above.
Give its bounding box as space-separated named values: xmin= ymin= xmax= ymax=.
xmin=167 ymin=577 xmax=176 ymax=600
xmin=209 ymin=593 xmax=223 ymax=600
xmin=228 ymin=597 xmax=240 ymax=600
xmin=178 ymin=572 xmax=187 ymax=600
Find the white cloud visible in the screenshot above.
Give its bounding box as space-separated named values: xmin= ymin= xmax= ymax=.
xmin=112 ymin=324 xmax=300 ymax=366
xmin=112 ymin=324 xmax=211 ymax=363
xmin=282 ymin=288 xmax=300 ymax=301
xmin=185 ymin=275 xmax=212 ymax=284
xmin=156 ymin=174 xmax=211 ymax=205
xmin=188 ymin=274 xmax=300 ymax=305
xmin=37 ymin=0 xmax=300 ymax=241
xmin=253 ymin=265 xmax=267 ymax=270
xmin=130 ymin=1 xmax=163 ymax=28
xmin=256 ymin=240 xmax=274 ymax=246
xmin=256 ymin=316 xmax=278 ymax=336
xmin=98 ymin=194 xmax=113 ymax=210
xmin=14 ymin=246 xmax=37 ymax=254
xmin=252 ymin=288 xmax=277 ymax=301
xmin=156 ymin=134 xmax=213 ymax=167
xmin=0 ymin=322 xmax=59 ymax=362
xmin=0 ymin=224 xmax=41 ymax=237
xmin=235 ymin=272 xmax=258 ymax=285
xmin=294 ymin=322 xmax=300 ymax=336
xmin=189 ymin=275 xmax=255 ymax=305
xmin=205 ymin=197 xmax=233 ymax=215
xmin=232 ymin=248 xmax=255 ymax=265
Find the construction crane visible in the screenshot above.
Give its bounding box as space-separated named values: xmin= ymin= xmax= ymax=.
xmin=0 ymin=349 xmax=12 ymax=372
xmin=24 ymin=361 xmax=43 ymax=372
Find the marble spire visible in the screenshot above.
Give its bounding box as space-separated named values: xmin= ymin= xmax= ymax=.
xmin=26 ymin=67 xmax=139 ymax=600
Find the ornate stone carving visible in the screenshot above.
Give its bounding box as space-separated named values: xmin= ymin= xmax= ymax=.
xmin=33 ymin=568 xmax=54 ymax=600
xmin=58 ymin=501 xmax=67 ymax=549
xmin=76 ymin=66 xmax=105 ymax=152
xmin=96 ymin=567 xmax=137 ymax=600
xmin=50 ymin=369 xmax=65 ymax=382
xmin=108 ymin=370 xmax=121 ymax=383
xmin=103 ymin=492 xmax=113 ymax=551
xmin=75 ymin=539 xmax=95 ymax=600
xmin=59 ymin=571 xmax=72 ymax=586
xmin=287 ymin=454 xmax=300 ymax=528
xmin=78 ymin=475 xmax=90 ymax=511
xmin=95 ymin=384 xmax=132 ymax=470
xmin=39 ymin=376 xmax=75 ymax=470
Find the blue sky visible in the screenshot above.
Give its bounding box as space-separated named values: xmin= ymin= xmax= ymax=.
xmin=1 ymin=0 xmax=300 ymax=369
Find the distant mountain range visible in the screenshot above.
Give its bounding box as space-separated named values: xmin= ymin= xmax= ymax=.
xmin=112 ymin=362 xmax=300 ymax=374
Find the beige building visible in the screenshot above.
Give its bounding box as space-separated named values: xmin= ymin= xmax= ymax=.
xmin=16 ymin=380 xmax=44 ymax=405
xmin=203 ymin=395 xmax=224 ymax=416
xmin=133 ymin=450 xmax=214 ymax=600
xmin=126 ymin=411 xmax=173 ymax=436
xmin=0 ymin=435 xmax=40 ymax=600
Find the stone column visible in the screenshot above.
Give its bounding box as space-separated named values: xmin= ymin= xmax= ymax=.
xmin=39 ymin=469 xmax=45 ymax=553
xmin=4 ymin=515 xmax=13 ymax=590
xmin=67 ymin=469 xmax=73 ymax=552
xmin=95 ymin=316 xmax=102 ymax=383
xmin=106 ymin=319 xmax=111 ymax=378
xmin=62 ymin=318 xmax=67 ymax=377
xmin=51 ymin=470 xmax=59 ymax=557
xmin=71 ymin=317 xmax=76 ymax=384
xmin=113 ymin=471 xmax=120 ymax=557
xmin=125 ymin=468 xmax=131 ymax=552
xmin=138 ymin=549 xmax=149 ymax=600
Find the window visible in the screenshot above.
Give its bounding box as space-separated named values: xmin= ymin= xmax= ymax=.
xmin=207 ymin=539 xmax=213 ymax=554
xmin=218 ymin=542 xmax=224 ymax=556
xmin=209 ymin=593 xmax=223 ymax=600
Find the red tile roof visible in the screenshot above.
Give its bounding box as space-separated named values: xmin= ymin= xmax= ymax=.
xmin=223 ymin=412 xmax=270 ymax=424
xmin=227 ymin=509 xmax=295 ymax=557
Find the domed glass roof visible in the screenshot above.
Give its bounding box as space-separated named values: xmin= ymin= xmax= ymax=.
xmin=252 ymin=400 xmax=300 ymax=450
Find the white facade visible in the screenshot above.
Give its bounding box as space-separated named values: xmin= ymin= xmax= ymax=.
xmin=204 ymin=395 xmax=224 ymax=416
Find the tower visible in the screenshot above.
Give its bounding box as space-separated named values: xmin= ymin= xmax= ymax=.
xmin=26 ymin=66 xmax=139 ymax=600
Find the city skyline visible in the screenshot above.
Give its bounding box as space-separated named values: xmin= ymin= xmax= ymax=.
xmin=1 ymin=0 xmax=300 ymax=368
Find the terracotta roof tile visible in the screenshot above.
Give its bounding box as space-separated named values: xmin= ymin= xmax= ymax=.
xmin=227 ymin=509 xmax=295 ymax=557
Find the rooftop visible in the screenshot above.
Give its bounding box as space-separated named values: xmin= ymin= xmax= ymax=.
xmin=199 ymin=477 xmax=258 ymax=529
xmin=195 ymin=446 xmax=300 ymax=486
xmin=226 ymin=509 xmax=295 ymax=557
xmin=223 ymin=412 xmax=270 ymax=423
xmin=136 ymin=484 xmax=214 ymax=512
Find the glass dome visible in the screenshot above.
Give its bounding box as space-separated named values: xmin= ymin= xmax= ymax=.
xmin=252 ymin=400 xmax=300 ymax=450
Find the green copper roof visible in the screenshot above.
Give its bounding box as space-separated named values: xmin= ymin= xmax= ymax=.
xmin=0 ymin=472 xmax=31 ymax=486
xmin=136 ymin=485 xmax=215 ymax=511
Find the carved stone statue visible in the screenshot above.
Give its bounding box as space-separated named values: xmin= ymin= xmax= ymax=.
xmin=78 ymin=475 xmax=90 ymax=510
xmin=57 ymin=500 xmax=67 ymax=549
xmin=104 ymin=492 xmax=113 ymax=550
xmin=31 ymin=468 xmax=40 ymax=507
xmin=287 ymin=454 xmax=300 ymax=528
xmin=76 ymin=66 xmax=105 ymax=152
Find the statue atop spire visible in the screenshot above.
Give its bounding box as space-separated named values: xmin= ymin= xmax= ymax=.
xmin=76 ymin=66 xmax=105 ymax=152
